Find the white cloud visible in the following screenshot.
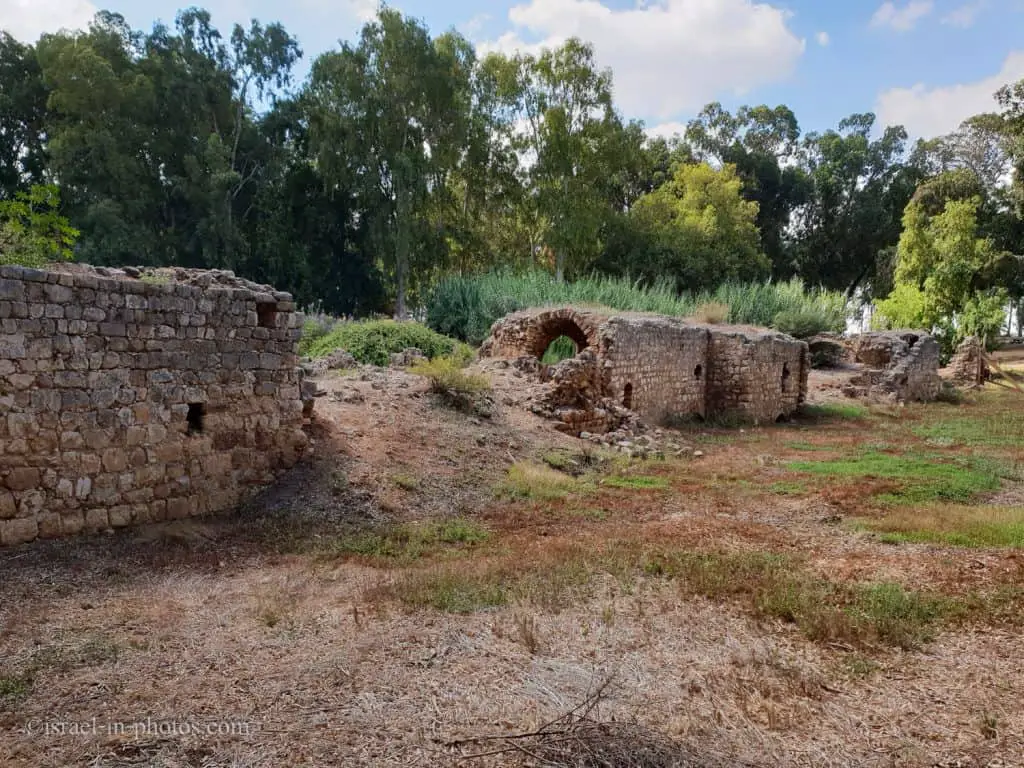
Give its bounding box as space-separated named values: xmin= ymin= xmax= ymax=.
xmin=480 ymin=0 xmax=805 ymax=120
xmin=645 ymin=121 xmax=688 ymax=140
xmin=0 ymin=0 xmax=96 ymax=41
xmin=870 ymin=1 xmax=934 ymax=32
xmin=815 ymin=31 xmax=830 ymax=47
xmin=875 ymin=51 xmax=1024 ymax=138
xmin=941 ymin=0 xmax=986 ymax=28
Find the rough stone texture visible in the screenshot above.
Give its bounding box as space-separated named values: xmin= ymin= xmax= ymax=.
xmin=947 ymin=336 xmax=989 ymax=387
xmin=849 ymin=330 xmax=941 ymax=402
xmin=806 ymin=333 xmax=849 ymax=369
xmin=483 ymin=307 xmax=809 ymax=431
xmin=0 ymin=263 xmax=308 ymax=547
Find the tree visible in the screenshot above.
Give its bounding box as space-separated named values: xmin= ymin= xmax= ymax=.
xmin=0 ymin=33 xmax=48 ymax=200
xmin=791 ymin=113 xmax=923 ymax=298
xmin=615 ymin=162 xmax=768 ymax=291
xmin=0 ymin=184 xmax=79 ymax=266
xmin=687 ymin=102 xmax=809 ymax=278
xmin=307 ymin=9 xmax=466 ymax=317
xmin=489 ymin=39 xmax=625 ymax=280
xmin=876 ymin=196 xmax=1008 ymax=346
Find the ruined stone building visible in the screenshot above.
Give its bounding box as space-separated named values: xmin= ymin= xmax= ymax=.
xmin=482 ymin=307 xmax=809 ymax=433
xmin=0 ymin=264 xmax=308 ymax=547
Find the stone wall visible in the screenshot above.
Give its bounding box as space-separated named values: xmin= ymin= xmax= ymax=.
xmin=706 ymin=329 xmax=808 ymax=423
xmin=850 ymin=330 xmax=942 ymax=402
xmin=0 ymin=264 xmax=308 ymax=547
xmin=482 ymin=307 xmax=809 ymax=430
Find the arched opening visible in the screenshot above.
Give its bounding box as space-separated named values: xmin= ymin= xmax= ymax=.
xmin=781 ymin=363 xmax=791 ymax=389
xmin=622 ymin=383 xmax=633 ymax=410
xmin=531 ymin=317 xmax=590 ymax=360
xmin=694 ymin=364 xmax=703 ymax=379
xmin=541 ymin=335 xmax=579 ymax=364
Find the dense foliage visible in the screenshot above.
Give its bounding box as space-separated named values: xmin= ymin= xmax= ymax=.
xmin=1 ymin=7 xmax=1022 ymax=333
xmin=302 ymin=319 xmax=463 ymax=366
xmin=427 ymin=270 xmax=846 ymax=344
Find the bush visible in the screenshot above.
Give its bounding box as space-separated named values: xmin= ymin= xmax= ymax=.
xmin=410 ymin=356 xmax=491 ymax=414
xmin=304 ymin=320 xmax=460 ymax=366
xmin=773 ymin=308 xmax=841 ymax=339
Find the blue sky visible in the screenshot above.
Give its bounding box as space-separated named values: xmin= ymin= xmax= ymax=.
xmin=5 ymin=0 xmax=1024 ymax=139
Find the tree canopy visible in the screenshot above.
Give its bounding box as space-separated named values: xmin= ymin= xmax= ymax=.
xmin=0 ymin=6 xmax=1021 ymax=328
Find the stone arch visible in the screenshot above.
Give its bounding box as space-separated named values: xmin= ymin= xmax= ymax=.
xmin=531 ymin=316 xmax=591 ymax=360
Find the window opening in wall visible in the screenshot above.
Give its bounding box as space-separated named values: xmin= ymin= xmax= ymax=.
xmin=781 ymin=363 xmax=791 ymax=388
xmin=187 ymin=403 xmax=205 ymax=434
xmin=257 ymin=302 xmax=278 ymax=329
xmin=541 ymin=335 xmax=578 ymax=364
xmin=694 ymin=364 xmax=703 ymax=379
xmin=622 ymin=383 xmax=633 ymax=410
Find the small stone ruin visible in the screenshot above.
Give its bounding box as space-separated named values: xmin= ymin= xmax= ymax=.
xmin=844 ymin=330 xmax=942 ymax=402
xmin=0 ymin=263 xmax=309 ymax=547
xmin=480 ymin=307 xmax=809 ymax=433
xmin=947 ymin=336 xmax=989 ymax=387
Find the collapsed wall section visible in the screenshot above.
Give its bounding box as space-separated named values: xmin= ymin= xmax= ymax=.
xmin=0 ymin=264 xmax=308 ymax=547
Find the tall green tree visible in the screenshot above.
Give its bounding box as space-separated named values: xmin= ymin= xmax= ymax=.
xmin=488 ymin=39 xmax=626 ymax=280
xmin=687 ymin=103 xmax=809 ymax=278
xmin=0 ymin=33 xmax=48 ymax=200
xmin=307 ymin=9 xmax=466 ymax=317
xmin=791 ymin=113 xmax=923 ymax=298
xmin=610 ymin=162 xmax=768 ymax=291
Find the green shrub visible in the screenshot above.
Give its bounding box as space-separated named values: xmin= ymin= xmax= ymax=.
xmin=410 ymin=357 xmax=490 ymax=396
xmin=773 ymin=308 xmax=842 ymax=339
xmin=305 ymin=320 xmax=460 ymax=366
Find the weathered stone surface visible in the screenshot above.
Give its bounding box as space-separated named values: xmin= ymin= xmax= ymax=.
xmin=947 ymin=336 xmax=989 ymax=387
xmin=0 ymin=263 xmax=309 ymax=547
xmin=850 ymin=330 xmax=941 ymax=402
xmin=807 ymin=333 xmax=848 ymax=369
xmin=483 ymin=307 xmax=808 ymax=430
xmin=389 ymin=347 xmax=427 ymax=368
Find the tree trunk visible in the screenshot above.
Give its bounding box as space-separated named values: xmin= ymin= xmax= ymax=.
xmin=555 ymin=249 xmax=565 ymax=282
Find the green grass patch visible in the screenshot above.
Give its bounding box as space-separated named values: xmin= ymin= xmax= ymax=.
xmin=857 ymin=505 xmax=1024 ymax=548
xmin=799 ymin=403 xmax=869 ymax=421
xmin=541 ymin=335 xmax=578 ymax=364
xmin=643 ymin=550 xmax=949 ymax=649
xmin=323 ymin=518 xmax=490 ymax=562
xmin=304 ymin=319 xmax=465 ymax=366
xmin=912 ymin=410 xmax=1024 ymax=449
xmin=0 ymin=672 xmax=32 ymax=702
xmin=769 ymin=481 xmax=810 ymax=496
xmin=787 ymin=451 xmax=1002 ymax=504
xmin=601 ymin=475 xmax=670 ymax=490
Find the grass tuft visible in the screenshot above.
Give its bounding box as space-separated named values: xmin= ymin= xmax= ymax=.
xmin=497 ymin=462 xmax=588 ymax=501
xmin=324 ymin=519 xmax=490 ymax=562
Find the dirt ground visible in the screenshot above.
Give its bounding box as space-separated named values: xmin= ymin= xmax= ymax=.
xmin=1 ymin=356 xmax=1023 ymax=767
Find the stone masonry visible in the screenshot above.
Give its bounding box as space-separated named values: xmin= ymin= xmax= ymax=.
xmin=481 ymin=307 xmax=809 ymax=431
xmin=848 ymin=330 xmax=942 ymax=402
xmin=0 ymin=264 xmax=309 ymax=547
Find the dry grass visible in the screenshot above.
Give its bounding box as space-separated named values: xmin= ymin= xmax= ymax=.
xmin=496 ymin=462 xmax=590 ymax=500
xmin=4 ymin=376 xmax=1024 ymax=766
xmin=692 ymin=301 xmax=730 ymax=324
